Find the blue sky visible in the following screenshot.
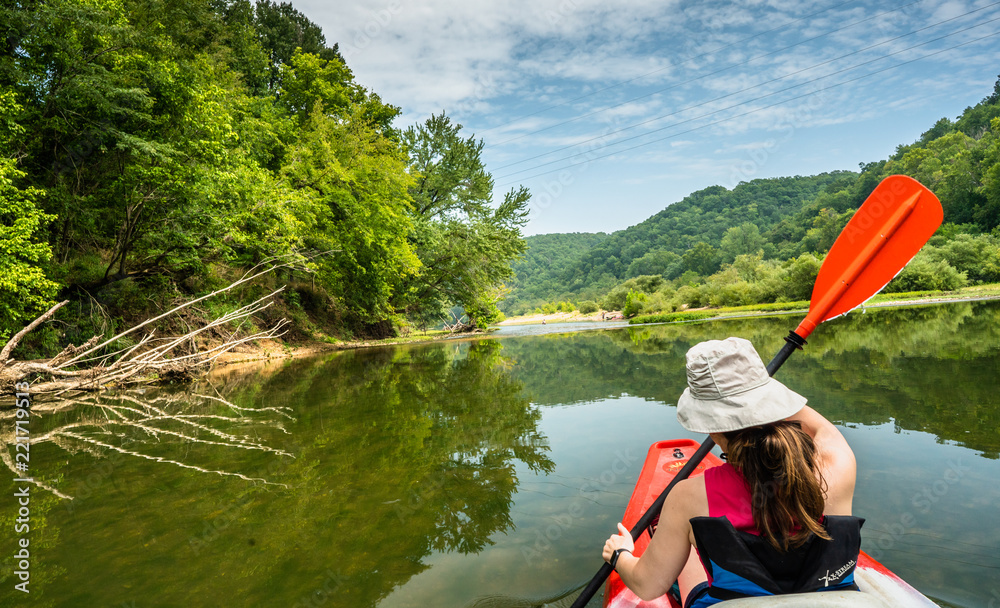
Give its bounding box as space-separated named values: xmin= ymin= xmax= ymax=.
xmin=291 ymin=0 xmax=1000 ymax=236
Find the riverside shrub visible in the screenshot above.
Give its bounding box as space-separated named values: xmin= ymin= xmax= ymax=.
xmin=623 ymin=289 xmax=647 ymax=318
xmin=886 ymin=251 xmax=967 ymax=292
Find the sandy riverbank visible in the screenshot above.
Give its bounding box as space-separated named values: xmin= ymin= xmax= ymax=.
xmin=210 ymin=311 xmax=623 ymax=367
xmin=496 ymin=310 xmax=624 ymax=325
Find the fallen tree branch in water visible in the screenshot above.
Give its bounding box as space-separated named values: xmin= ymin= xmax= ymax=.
xmin=0 ymin=259 xmax=295 ymax=396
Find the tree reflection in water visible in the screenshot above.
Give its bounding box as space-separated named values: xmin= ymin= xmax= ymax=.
xmin=504 ymin=301 xmax=1000 ymax=458
xmin=4 ymin=302 xmax=999 ymax=607
xmin=1 ymin=339 xmax=554 ymax=607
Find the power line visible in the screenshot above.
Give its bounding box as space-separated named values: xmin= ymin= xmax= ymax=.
xmin=493 ymin=2 xmax=1000 ymax=174
xmin=488 ymin=0 xmax=929 ymax=149
xmin=495 ymin=29 xmax=1000 ymax=189
xmin=475 ymin=0 xmax=865 ymax=136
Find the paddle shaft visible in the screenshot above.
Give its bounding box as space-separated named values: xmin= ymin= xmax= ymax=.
xmin=568 ymin=332 xmax=805 ymax=608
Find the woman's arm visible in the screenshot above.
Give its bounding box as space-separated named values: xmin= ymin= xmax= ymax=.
xmin=603 ymin=478 xmax=701 ymax=601
xmin=784 ymin=405 xmax=857 ymax=514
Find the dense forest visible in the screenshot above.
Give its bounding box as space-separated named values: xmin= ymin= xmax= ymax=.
xmin=0 ymin=0 xmax=530 ymax=355
xmin=503 ymin=76 xmax=1000 ymax=316
xmin=505 ymin=231 xmax=609 ymax=312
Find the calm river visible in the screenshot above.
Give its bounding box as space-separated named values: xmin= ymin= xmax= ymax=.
xmin=3 ymin=301 xmax=999 ymax=607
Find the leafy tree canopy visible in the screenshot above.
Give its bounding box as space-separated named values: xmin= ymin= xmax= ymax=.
xmin=397 ymin=114 xmax=529 ymax=329
xmin=0 ymin=0 xmax=528 ymax=346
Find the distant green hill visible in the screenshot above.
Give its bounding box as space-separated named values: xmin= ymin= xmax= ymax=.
xmin=503 ymin=172 xmax=857 ymax=313
xmin=504 ymin=232 xmax=609 ymax=313
xmin=503 ymin=74 xmax=1000 ymax=316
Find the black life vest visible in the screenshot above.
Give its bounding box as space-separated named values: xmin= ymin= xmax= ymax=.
xmin=689 ymin=515 xmax=864 ymax=604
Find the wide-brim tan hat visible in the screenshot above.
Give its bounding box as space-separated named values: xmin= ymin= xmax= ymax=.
xmin=676 ymin=337 xmax=806 ymax=434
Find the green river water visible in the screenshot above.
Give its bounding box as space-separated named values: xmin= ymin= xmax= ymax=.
xmin=3 ymin=300 xmax=1000 ymax=607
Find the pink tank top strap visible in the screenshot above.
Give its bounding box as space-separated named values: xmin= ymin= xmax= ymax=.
xmin=704 ymin=463 xmax=759 ymax=534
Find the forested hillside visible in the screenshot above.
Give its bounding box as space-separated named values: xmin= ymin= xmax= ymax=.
xmin=503 ymin=232 xmax=608 ymax=313
xmin=505 ymin=76 xmax=1000 ymax=316
xmin=503 ymin=173 xmax=858 ymax=313
xmin=0 ymin=0 xmax=529 ymax=354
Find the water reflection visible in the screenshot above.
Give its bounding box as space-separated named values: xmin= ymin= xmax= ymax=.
xmin=504 ymin=301 xmax=1000 ymax=458
xmin=3 ymin=301 xmax=998 ymax=607
xmin=1 ymin=340 xmax=553 ymax=607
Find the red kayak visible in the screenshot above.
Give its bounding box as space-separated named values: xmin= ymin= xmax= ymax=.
xmin=603 ymin=439 xmax=938 ymax=608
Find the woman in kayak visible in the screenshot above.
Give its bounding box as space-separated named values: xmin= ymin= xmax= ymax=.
xmin=602 ymin=337 xmax=861 ymax=607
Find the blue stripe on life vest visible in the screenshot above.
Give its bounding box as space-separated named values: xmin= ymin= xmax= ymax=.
xmin=706 ymin=559 xmax=774 ymax=597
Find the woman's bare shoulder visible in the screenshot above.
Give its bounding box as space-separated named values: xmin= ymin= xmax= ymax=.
xmin=663 ymin=476 xmax=709 ymax=519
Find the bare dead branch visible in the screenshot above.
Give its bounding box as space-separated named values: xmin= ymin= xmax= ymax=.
xmin=0 ymin=300 xmax=70 ymax=367
xmin=0 ymin=448 xmax=73 ymax=500
xmin=56 ymin=431 xmax=289 ymax=488
xmin=1 ymin=263 xmax=291 ymax=396
xmin=55 ymin=262 xmax=291 ymax=369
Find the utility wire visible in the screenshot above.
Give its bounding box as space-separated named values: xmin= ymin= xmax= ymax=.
xmin=488 ymin=0 xmax=929 ymax=149
xmin=493 ymin=2 xmax=1000 ymax=173
xmin=495 ymin=29 xmax=1000 ymax=188
xmin=476 ymin=0 xmax=865 ymax=136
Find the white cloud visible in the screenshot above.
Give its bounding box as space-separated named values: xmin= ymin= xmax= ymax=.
xmin=287 ymin=0 xmax=1000 ymax=233
xmin=295 ymin=0 xmax=695 ymax=116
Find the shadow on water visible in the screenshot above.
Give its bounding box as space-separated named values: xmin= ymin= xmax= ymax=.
xmin=464 ymin=582 xmax=592 ymax=608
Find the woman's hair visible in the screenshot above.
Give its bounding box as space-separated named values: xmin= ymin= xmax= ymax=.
xmin=722 ymin=420 xmax=830 ymax=551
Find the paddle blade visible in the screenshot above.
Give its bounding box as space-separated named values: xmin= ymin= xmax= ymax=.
xmin=796 ymin=175 xmax=942 ymax=338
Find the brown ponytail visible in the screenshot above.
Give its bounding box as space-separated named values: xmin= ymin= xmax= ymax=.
xmin=722 ymin=420 xmax=830 ymax=551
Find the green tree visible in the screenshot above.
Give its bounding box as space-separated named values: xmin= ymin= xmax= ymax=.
xmin=0 ymin=0 xmax=433 ymax=344
xmin=623 ymin=289 xmax=647 ymax=318
xmin=979 ymin=118 xmax=1000 ymax=230
xmin=284 ymin=104 xmax=419 ymax=326
xmin=953 ymin=74 xmax=1000 ymax=137
xmin=626 ymin=249 xmax=681 ymax=278
xmin=253 ymin=0 xmax=341 ymax=91
xmin=0 ymin=91 xmax=59 ymax=337
xmin=720 ymin=222 xmax=765 ymax=263
xmin=783 ymin=253 xmax=823 ymax=301
xmin=888 ymin=131 xmax=986 ymax=226
xmin=682 ymin=242 xmax=721 ymax=276
xmin=2 ymin=0 xmax=297 ymax=289
xmin=397 ymin=114 xmax=529 ymax=329
xmin=886 ymin=250 xmax=967 ymax=292
xmin=278 ymin=50 xmax=398 ymax=131
xmin=802 ymin=208 xmax=852 ymax=253
xmin=213 ymin=0 xmax=271 ymax=94
xmin=599 ymin=275 xmax=664 ymax=311
xmin=927 ymin=234 xmax=1000 ymax=284
xmin=916 ymin=117 xmax=955 ymax=145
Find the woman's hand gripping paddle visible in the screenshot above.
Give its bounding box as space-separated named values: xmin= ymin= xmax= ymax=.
xmin=568 ymin=175 xmax=942 ymax=608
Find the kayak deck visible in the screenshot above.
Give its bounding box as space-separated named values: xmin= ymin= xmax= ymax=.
xmin=603 ymin=439 xmax=937 ymax=608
